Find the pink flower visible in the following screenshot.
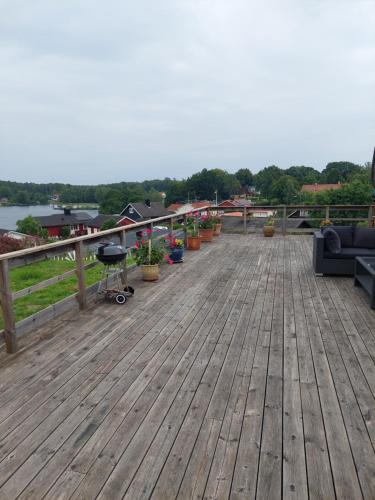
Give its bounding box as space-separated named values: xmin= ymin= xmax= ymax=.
xmin=141 ymin=239 xmax=146 ymax=245
xmin=157 ymin=229 xmax=161 ymax=233
xmin=146 ymin=228 xmax=152 ymax=234
xmin=135 ymin=241 xmax=139 ymax=249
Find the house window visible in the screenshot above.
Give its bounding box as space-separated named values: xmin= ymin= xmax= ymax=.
xmin=129 ymin=207 xmax=134 ymax=214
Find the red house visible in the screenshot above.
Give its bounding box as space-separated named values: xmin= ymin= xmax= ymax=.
xmin=36 ymin=209 xmax=92 ymax=238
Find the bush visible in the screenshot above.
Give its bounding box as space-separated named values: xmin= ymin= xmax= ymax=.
xmin=0 ymin=235 xmax=26 ymax=254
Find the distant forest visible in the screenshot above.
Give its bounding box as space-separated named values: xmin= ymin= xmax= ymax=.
xmin=0 ymin=160 xmax=372 ymax=214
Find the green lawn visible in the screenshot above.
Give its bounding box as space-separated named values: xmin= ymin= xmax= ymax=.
xmin=0 ymin=257 xmax=135 ymax=329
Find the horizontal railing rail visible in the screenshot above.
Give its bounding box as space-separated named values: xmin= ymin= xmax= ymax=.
xmin=1 ymin=203 xmax=374 ymax=353
xmin=210 ymin=204 xmax=373 ymax=234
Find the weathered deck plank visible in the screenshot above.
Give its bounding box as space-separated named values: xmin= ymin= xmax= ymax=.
xmin=0 ymin=234 xmax=374 ymax=499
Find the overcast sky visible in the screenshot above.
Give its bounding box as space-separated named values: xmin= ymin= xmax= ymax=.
xmin=1 ymin=0 xmax=374 ymax=184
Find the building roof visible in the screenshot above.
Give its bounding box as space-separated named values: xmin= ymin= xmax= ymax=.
xmin=86 ymin=215 xmax=122 ymax=228
xmin=167 ymin=201 xmax=211 ymax=213
xmin=167 ymin=204 xmax=184 ymax=212
xmin=191 ymin=201 xmax=210 ymax=208
xmin=301 ymin=183 xmax=342 ymax=193
xmin=218 ymin=199 xmax=252 ymax=207
xmin=35 ymin=212 xmax=92 ymax=228
xmin=122 ymin=202 xmax=169 ymax=219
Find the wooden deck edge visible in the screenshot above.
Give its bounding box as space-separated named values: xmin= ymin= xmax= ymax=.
xmin=0 ymin=265 xmax=138 ymax=343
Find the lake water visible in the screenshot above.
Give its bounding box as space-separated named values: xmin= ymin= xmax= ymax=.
xmin=0 ymin=205 xmax=99 ymax=230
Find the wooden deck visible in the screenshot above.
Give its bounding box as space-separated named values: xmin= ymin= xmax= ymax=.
xmin=0 ymin=234 xmax=375 ymax=499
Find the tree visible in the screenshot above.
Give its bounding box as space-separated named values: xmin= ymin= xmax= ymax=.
xmin=60 ymin=226 xmax=71 ymax=239
xmin=186 ymin=168 xmax=241 ymax=201
xmin=254 ymin=166 xmax=283 ymax=198
xmin=99 ymin=189 xmax=124 ymax=214
xmin=284 ymin=166 xmax=320 ymax=185
xmin=165 ymin=180 xmax=189 ymax=205
xmin=16 ymin=215 xmax=45 ymax=237
xmin=101 ymin=219 xmax=117 ymax=231
xmin=235 ymin=168 xmax=253 ymax=189
xmin=270 ymin=175 xmax=300 ymax=204
xmin=320 ymin=161 xmax=362 ymax=184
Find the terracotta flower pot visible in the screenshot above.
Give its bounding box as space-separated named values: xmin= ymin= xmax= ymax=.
xmin=199 ymin=228 xmax=214 ymax=242
xmin=213 ymin=223 xmax=222 ymax=236
xmin=263 ymin=226 xmax=275 ymax=237
xmin=141 ymin=264 xmax=160 ymax=281
xmin=187 ymin=236 xmax=201 ymax=250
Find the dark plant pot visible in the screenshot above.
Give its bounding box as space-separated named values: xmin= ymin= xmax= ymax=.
xmin=169 ymin=247 xmax=184 ymax=263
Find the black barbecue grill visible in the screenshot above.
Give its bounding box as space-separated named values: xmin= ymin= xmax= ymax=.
xmin=96 ymin=242 xmax=127 ymax=265
xmin=96 ymin=242 xmax=134 ymax=304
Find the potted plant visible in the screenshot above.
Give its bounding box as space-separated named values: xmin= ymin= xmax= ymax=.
xmin=134 ymin=236 xmax=166 ymax=281
xmin=263 ymin=217 xmax=275 ymax=237
xmin=186 ymin=216 xmax=201 ymax=250
xmin=168 ymin=238 xmax=184 ymax=263
xmin=212 ymin=216 xmax=222 ymax=236
xmin=199 ymin=215 xmax=215 ymax=242
xmin=320 ymin=219 xmax=332 ymax=232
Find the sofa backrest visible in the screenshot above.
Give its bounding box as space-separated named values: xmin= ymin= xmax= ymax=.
xmin=330 ymin=226 xmax=353 ymax=247
xmin=353 ymin=227 xmax=375 ymax=249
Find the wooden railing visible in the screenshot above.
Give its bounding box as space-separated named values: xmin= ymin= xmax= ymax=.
xmin=0 ymin=204 xmax=373 ymax=353
xmin=211 ymin=204 xmax=374 ymax=235
xmin=0 ymin=207 xmax=205 ymax=354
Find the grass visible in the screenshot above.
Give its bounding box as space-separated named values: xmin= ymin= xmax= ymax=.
xmin=0 ymin=256 xmax=135 ymax=329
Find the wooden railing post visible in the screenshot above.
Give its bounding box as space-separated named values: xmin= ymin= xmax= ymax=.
xmin=75 ymin=241 xmax=87 ymax=310
xmin=119 ymin=230 xmax=127 ymax=286
xmin=368 ymin=205 xmax=373 ymax=227
xmin=169 ymin=217 xmax=173 ymax=240
xmin=243 ymin=206 xmax=247 ymax=234
xmin=325 ymin=206 xmax=330 ymax=220
xmin=0 ymin=260 xmax=18 ymax=353
xmin=282 ymin=205 xmax=287 ymax=236
xmin=183 ymin=214 xmax=188 ymax=247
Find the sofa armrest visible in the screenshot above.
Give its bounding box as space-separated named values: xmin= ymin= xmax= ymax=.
xmin=313 ymin=231 xmax=325 ymax=273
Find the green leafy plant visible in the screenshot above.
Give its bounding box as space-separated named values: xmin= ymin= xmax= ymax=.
xmin=187 ymin=216 xmax=199 ymax=237
xmin=134 ymin=237 xmax=166 ymax=266
xmin=101 ymin=218 xmax=117 ymax=231
xmin=60 ymin=226 xmax=71 ymax=239
xmin=199 ymin=215 xmax=214 ymax=229
xmin=264 ymin=217 xmax=275 ymax=226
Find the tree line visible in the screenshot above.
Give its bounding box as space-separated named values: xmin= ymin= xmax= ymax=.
xmin=0 ymin=160 xmax=372 ymax=213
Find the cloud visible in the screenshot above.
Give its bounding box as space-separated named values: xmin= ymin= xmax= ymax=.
xmin=0 ymin=0 xmax=374 ymax=183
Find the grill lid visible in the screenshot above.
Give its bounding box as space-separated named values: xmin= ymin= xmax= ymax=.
xmin=96 ymin=242 xmax=126 ymax=263
xmin=96 ymin=242 xmax=125 ymax=256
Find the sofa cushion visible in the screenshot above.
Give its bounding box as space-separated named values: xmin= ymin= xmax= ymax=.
xmin=324 ymin=248 xmax=375 ymax=259
xmin=331 ymin=226 xmax=354 ymax=247
xmin=353 ymin=227 xmax=375 ymax=249
xmin=323 ymin=228 xmax=341 ymax=254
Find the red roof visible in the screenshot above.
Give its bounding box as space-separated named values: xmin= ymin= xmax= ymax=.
xmin=167 ymin=204 xmax=183 ymax=212
xmin=301 ymin=183 xmax=342 ymax=193
xmin=191 ymin=201 xmax=211 ymax=209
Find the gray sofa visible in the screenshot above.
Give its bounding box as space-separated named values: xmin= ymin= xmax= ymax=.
xmin=313 ymin=226 xmax=375 ymax=275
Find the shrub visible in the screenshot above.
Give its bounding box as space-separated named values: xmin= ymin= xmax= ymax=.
xmin=0 ymin=235 xmax=26 ymax=254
